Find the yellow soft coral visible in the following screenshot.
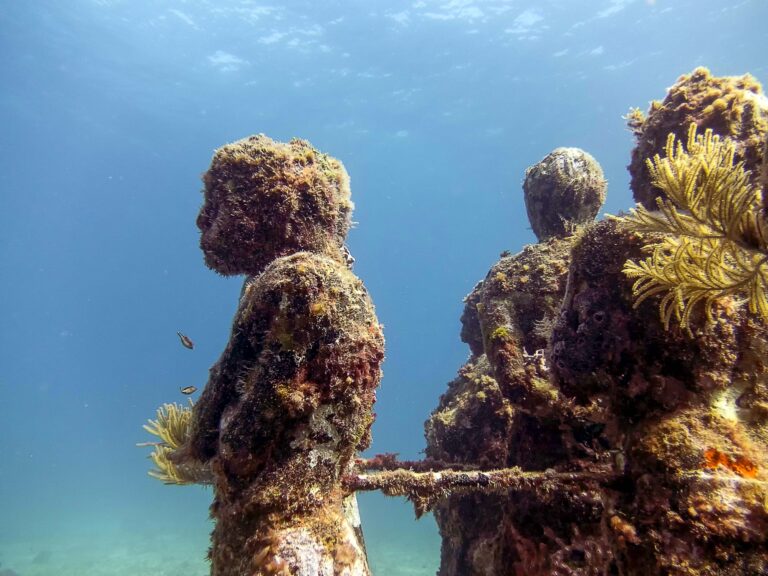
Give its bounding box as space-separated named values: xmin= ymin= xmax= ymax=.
xmin=617 ymin=123 xmax=768 ymax=329
xmin=140 ymin=400 xmax=211 ymax=485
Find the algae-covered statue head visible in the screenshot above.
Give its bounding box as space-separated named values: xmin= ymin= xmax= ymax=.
xmin=197 ymin=134 xmax=354 ymax=275
xmin=523 ymin=147 xmax=606 ymax=242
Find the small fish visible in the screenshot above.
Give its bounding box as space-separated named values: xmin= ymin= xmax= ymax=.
xmin=342 ymin=245 xmax=355 ymax=268
xmin=177 ymin=332 xmax=194 ymax=349
xmin=180 ymin=385 xmax=198 ymax=395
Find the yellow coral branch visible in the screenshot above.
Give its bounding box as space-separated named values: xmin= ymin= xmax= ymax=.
xmin=616 ymin=124 xmax=768 ymax=329
xmin=139 ymin=400 xmax=212 ymax=485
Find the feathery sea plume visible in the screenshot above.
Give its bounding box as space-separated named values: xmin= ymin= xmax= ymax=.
xmin=616 ymin=123 xmax=768 ymax=329
xmin=140 ymin=400 xmax=211 ymax=485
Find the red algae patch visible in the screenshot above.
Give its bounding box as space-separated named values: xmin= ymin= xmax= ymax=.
xmin=703 ymin=448 xmax=758 ymax=479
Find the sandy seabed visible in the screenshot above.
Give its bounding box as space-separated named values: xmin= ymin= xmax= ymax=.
xmin=0 ymin=522 xmax=439 ymax=576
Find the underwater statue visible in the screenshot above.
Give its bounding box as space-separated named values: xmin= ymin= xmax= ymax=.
xmin=160 ymin=134 xmax=384 ymax=576
xmin=426 ymin=146 xmax=611 ymax=574
xmin=426 ymin=67 xmax=768 ymax=576
xmin=142 ymin=67 xmax=768 ymax=576
xmin=552 ymin=68 xmax=768 ymax=576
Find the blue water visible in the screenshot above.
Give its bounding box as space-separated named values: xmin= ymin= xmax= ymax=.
xmin=0 ymin=1 xmax=766 ymax=574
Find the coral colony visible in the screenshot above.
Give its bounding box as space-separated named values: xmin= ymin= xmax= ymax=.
xmin=142 ymin=67 xmax=768 ymax=575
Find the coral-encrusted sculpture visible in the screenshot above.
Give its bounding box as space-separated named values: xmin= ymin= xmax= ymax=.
xmin=196 ymin=135 xmax=354 ymax=276
xmin=552 ymin=216 xmax=768 ymax=575
xmin=141 ymin=68 xmax=768 ymax=576
xmin=176 ymin=135 xmax=384 ymax=576
xmin=627 ymin=66 xmax=768 ymax=209
xmin=426 ymin=147 xmax=610 ymax=575
xmin=427 ymin=68 xmax=768 ymax=576
xmin=523 ymin=147 xmax=607 ymax=242
xmin=548 ymin=70 xmax=768 ymax=575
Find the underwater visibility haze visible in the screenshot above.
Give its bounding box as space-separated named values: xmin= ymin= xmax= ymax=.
xmin=1 ymin=1 xmax=767 ymax=574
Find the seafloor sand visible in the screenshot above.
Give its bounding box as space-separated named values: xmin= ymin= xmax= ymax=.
xmin=0 ymin=524 xmax=210 ymax=576
xmin=0 ymin=497 xmax=440 ymax=576
xmin=0 ymin=532 xmax=438 ymax=576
